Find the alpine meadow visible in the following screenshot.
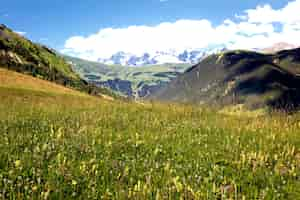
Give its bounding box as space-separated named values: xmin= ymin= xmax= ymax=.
xmin=1 ymin=0 xmax=300 ymax=199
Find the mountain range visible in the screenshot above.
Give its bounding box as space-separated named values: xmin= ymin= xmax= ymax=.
xmin=97 ymin=46 xmax=227 ymax=66
xmin=66 ymin=42 xmax=300 ymax=100
xmin=94 ymin=43 xmax=299 ymax=67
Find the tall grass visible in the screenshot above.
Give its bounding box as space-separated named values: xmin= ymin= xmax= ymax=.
xmin=0 ymin=88 xmax=300 ymax=199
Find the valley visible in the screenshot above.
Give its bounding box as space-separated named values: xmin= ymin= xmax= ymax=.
xmin=1 ymin=11 xmax=300 ymax=199
xmin=66 ymin=55 xmax=190 ymax=98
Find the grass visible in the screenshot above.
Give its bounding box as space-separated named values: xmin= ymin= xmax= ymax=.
xmin=1 ymin=72 xmax=300 ymax=199
xmin=0 ymin=68 xmax=87 ymax=97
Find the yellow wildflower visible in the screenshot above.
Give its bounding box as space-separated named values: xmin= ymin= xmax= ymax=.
xmin=32 ymin=185 xmax=38 ymax=192
xmin=72 ymin=180 xmax=77 ymax=186
xmin=14 ymin=160 xmax=21 ymax=168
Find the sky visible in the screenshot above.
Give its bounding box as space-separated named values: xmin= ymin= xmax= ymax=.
xmin=1 ymin=0 xmax=300 ymax=60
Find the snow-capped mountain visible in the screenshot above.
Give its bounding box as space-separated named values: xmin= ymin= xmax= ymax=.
xmin=97 ymin=52 xmax=133 ymax=65
xmin=97 ymin=46 xmax=227 ymax=66
xmin=261 ymin=42 xmax=298 ymax=54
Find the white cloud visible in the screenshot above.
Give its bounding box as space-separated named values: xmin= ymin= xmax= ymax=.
xmin=15 ymin=31 xmax=26 ymax=36
xmin=244 ymin=1 xmax=300 ymax=24
xmin=62 ymin=0 xmax=300 ymax=61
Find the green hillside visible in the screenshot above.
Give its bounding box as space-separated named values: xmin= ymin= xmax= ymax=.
xmin=0 ymin=24 xmax=116 ymax=97
xmin=154 ymin=48 xmax=300 ymax=111
xmin=65 ymin=55 xmax=190 ymax=98
xmin=1 ymin=69 xmax=300 ymax=199
xmin=0 ymin=68 xmax=90 ymax=97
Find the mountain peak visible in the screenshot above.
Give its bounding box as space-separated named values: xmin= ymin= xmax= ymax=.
xmin=97 ymin=46 xmax=227 ymax=66
xmin=262 ymin=42 xmax=298 ymax=54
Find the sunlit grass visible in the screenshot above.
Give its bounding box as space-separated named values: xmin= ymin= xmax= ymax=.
xmin=0 ymin=86 xmax=300 ymax=199
xmin=0 ymin=68 xmax=87 ymax=97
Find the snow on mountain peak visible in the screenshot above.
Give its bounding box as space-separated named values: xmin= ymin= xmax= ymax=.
xmin=97 ymin=46 xmax=227 ymax=66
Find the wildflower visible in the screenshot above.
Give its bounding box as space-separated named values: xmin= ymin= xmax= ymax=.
xmin=92 ymin=164 xmax=97 ymax=172
xmin=42 ymin=143 xmax=48 ymax=151
xmin=14 ymin=160 xmax=21 ymax=168
xmin=72 ymin=180 xmax=78 ymax=186
xmin=275 ymin=164 xmax=289 ymax=176
xmin=57 ymin=127 xmax=64 ymax=139
xmin=221 ymin=184 xmax=235 ymax=195
xmin=173 ymin=176 xmax=183 ymax=192
xmin=155 ymin=190 xmax=161 ymax=200
xmin=32 ymin=185 xmax=38 ymax=192
xmin=41 ymin=190 xmax=50 ymax=200
xmin=57 ymin=132 xmax=63 ymax=139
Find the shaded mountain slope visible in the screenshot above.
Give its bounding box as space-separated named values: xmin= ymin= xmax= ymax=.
xmin=153 ymin=49 xmax=300 ymax=110
xmin=0 ymin=24 xmax=116 ymax=97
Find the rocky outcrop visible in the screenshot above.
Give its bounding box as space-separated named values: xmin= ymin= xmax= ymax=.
xmin=0 ymin=50 xmax=25 ymax=66
xmin=95 ymin=79 xmax=133 ymax=97
xmin=138 ymin=83 xmax=167 ymax=98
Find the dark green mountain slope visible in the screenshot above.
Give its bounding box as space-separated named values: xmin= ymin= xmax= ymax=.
xmin=0 ymin=24 xmax=116 ymax=97
xmin=153 ymin=49 xmax=300 ymax=111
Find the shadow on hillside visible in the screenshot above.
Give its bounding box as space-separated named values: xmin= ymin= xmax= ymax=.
xmin=223 ymin=52 xmax=266 ymax=67
xmin=231 ymin=61 xmax=300 ymax=111
xmin=277 ymin=48 xmax=300 ymax=62
xmin=224 ymin=59 xmax=272 ymax=82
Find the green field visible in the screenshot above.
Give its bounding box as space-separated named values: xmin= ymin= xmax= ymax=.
xmin=66 ymin=55 xmax=190 ymax=84
xmin=1 ymin=70 xmax=300 ymax=199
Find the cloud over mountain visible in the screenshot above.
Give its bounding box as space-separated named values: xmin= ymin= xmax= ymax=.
xmin=62 ymin=0 xmax=300 ymax=61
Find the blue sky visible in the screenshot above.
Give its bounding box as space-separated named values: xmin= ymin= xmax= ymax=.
xmin=1 ymin=0 xmax=299 ymax=60
xmin=0 ymin=0 xmax=290 ymax=47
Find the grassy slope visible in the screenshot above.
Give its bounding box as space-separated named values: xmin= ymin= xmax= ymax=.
xmin=1 ymin=69 xmax=300 ymax=199
xmin=0 ymin=68 xmax=87 ymax=97
xmin=0 ymin=25 xmax=79 ymax=80
xmin=0 ymin=24 xmax=117 ymax=97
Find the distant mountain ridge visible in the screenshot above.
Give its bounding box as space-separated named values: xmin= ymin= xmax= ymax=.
xmin=95 ymin=42 xmax=298 ymax=67
xmin=261 ymin=42 xmax=298 ymax=54
xmin=97 ymin=46 xmax=227 ymax=66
